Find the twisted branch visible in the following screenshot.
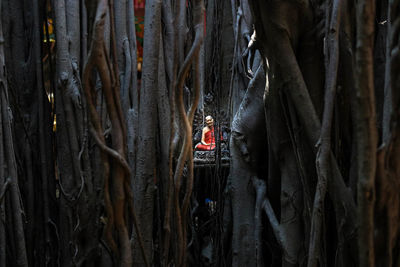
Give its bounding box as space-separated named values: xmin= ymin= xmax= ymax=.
xmin=308 ymin=1 xmax=342 ymax=266
xmin=173 ymin=0 xmax=204 ymax=265
xmin=82 ymin=1 xmax=148 ymax=265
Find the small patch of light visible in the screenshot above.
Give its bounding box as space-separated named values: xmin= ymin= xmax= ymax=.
xmin=47 ymin=92 xmax=54 ymax=103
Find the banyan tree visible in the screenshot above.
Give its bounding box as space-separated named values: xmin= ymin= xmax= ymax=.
xmin=0 ymin=0 xmax=399 ymax=266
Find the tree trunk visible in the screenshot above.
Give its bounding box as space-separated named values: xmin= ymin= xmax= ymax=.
xmin=355 ymin=1 xmax=377 ymax=265
xmin=133 ymin=0 xmax=162 ymax=265
xmin=228 ymin=63 xmax=267 ymax=266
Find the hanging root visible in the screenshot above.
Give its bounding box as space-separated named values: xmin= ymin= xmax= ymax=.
xmin=82 ymin=1 xmax=147 ymax=266
xmin=0 ymin=177 xmax=11 ymax=204
xmin=172 ymin=0 xmax=204 ymax=265
xmin=308 ymin=1 xmax=342 ymax=266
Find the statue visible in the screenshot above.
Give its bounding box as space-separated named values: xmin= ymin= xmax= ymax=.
xmin=195 ymin=115 xmax=219 ymax=151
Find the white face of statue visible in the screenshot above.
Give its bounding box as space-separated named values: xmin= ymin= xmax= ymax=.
xmin=205 ymin=116 xmax=214 ymax=127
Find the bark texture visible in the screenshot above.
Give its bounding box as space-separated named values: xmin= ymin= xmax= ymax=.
xmin=0 ymin=0 xmax=399 ymax=266
xmin=355 ymin=1 xmax=377 ymax=266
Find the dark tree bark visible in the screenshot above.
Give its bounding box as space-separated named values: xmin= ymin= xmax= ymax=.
xmin=0 ymin=2 xmax=29 ymax=266
xmin=355 ymin=1 xmax=377 ymax=265
xmin=1 ymin=0 xmax=58 ymax=266
xmin=227 ymin=62 xmax=267 ymax=266
xmin=375 ymin=0 xmax=400 ymax=265
xmin=308 ymin=1 xmax=342 ymax=266
xmin=54 ymin=1 xmax=108 ymax=265
xmin=0 ymin=0 xmax=399 ymax=266
xmin=133 ymin=0 xmax=162 ymax=264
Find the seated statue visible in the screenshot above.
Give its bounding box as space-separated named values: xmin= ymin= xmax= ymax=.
xmin=195 ymin=115 xmax=220 ymax=151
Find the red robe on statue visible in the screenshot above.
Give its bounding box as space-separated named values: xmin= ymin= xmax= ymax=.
xmin=195 ymin=128 xmax=219 ymax=151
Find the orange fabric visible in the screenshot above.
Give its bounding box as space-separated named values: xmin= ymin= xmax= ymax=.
xmin=196 ymin=129 xmax=216 ymax=151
